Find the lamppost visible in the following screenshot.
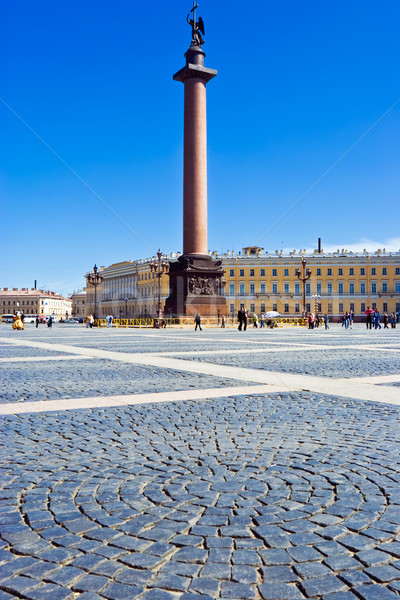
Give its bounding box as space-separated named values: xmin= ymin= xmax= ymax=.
xmin=296 ymin=257 xmax=312 ymax=318
xmin=150 ymin=250 xmax=169 ymax=322
xmin=87 ymin=264 xmax=104 ymax=323
xmin=312 ymin=294 xmax=320 ymax=315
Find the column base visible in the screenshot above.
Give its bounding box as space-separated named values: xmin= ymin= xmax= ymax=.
xmin=165 ymin=254 xmax=227 ymax=317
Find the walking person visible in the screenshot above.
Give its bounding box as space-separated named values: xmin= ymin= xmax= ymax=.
xmin=365 ymin=306 xmax=374 ymax=329
xmin=373 ymin=309 xmax=381 ymax=330
xmin=383 ymin=313 xmax=389 ymax=328
xmin=324 ymin=313 xmax=329 ymax=330
xmin=253 ymin=313 xmax=259 ymax=328
xmin=390 ymin=313 xmax=396 ymax=329
xmin=194 ymin=314 xmax=202 ymax=331
xmin=89 ymin=315 xmax=94 ymax=329
xmin=35 ymin=315 xmax=40 ymax=328
xmin=344 ymin=311 xmax=350 ymax=329
xmin=221 ymin=315 xmax=226 ymax=328
xmin=349 ymin=310 xmax=354 ymax=329
xmin=47 ymin=316 xmax=52 ymax=328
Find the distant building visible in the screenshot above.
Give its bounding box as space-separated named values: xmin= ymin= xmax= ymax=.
xmin=85 ymin=248 xmax=400 ymax=320
xmin=71 ymin=291 xmax=86 ymax=317
xmin=0 ymin=288 xmax=72 ymax=318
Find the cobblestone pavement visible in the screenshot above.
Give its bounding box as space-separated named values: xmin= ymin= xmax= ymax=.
xmin=1 ymin=323 xmax=400 ymax=599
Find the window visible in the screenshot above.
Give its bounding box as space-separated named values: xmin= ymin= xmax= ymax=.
xmin=316 ymin=282 xmax=322 ymax=294
xmin=382 ymin=267 xmax=387 ymax=275
xmin=260 ymin=283 xmax=266 ymax=294
xmin=349 ymin=268 xmax=354 ymax=275
xmin=284 ymin=283 xmax=290 ymax=293
xmin=316 ymin=268 xmax=321 ymax=276
xmin=284 ymin=303 xmax=289 ymax=313
xmin=230 ymin=303 xmax=234 ymax=313
xmin=260 ymin=303 xmax=265 ymax=313
xmin=250 ymin=283 xmax=255 ymax=294
xmin=328 ymin=302 xmax=333 ymax=313
xmin=250 ymin=303 xmax=255 ymax=313
xmin=261 ymin=269 xmax=265 ymax=276
xmin=295 ymin=303 xmax=300 ymax=313
xmin=272 ymin=283 xmax=278 ymax=293
xmin=327 ymin=268 xmax=332 ymax=276
xmin=349 ymin=283 xmax=354 ymax=295
xmin=272 ymin=268 xmax=277 ymax=277
xmin=396 ymin=303 xmax=400 ymax=313
xmin=239 ymin=284 xmax=245 ymax=295
xmin=338 ymin=283 xmax=344 ymax=295
xmin=306 ymin=303 xmax=311 ymax=312
xmin=338 ymin=268 xmax=343 ymax=276
xmin=396 ymin=268 xmax=400 ymax=275
xmin=382 ymin=282 xmax=388 ymax=293
xmin=239 ymin=269 xmax=244 ymax=277
xmin=372 ymin=302 xmax=377 ymax=310
xmin=250 ymin=269 xmax=255 ymax=277
xmin=360 ymin=268 xmax=365 ymax=275
xmin=360 ymin=282 xmax=366 ymax=294
xmin=361 ymin=302 xmax=365 ymax=312
xmin=339 ymin=303 xmax=343 ymax=313
xmin=305 ymin=283 xmax=311 ymax=295
xmin=371 ymin=282 xmax=377 ymax=294
xmin=371 ymin=268 xmax=376 ymax=275
xmin=284 ymin=268 xmax=289 ymax=276
xmin=294 ymin=283 xmax=300 ymax=295
xmin=273 ymin=303 xmax=278 ymax=311
xmin=350 ymin=303 xmax=354 ymax=311
xmin=229 ymin=284 xmax=235 ymax=296
xmin=383 ymin=302 xmax=388 ymax=312
xmin=229 ymin=269 xmax=234 ymax=277
xmin=395 ymin=281 xmax=400 ymax=293
xmin=317 ymin=303 xmax=322 ymax=312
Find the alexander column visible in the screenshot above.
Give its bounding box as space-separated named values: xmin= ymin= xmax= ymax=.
xmin=165 ymin=2 xmax=226 ymax=317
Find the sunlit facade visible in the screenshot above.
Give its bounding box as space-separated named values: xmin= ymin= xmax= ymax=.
xmin=85 ymin=247 xmax=400 ymax=320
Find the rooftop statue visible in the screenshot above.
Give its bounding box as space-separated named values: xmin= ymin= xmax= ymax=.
xmin=187 ymin=1 xmax=205 ymax=46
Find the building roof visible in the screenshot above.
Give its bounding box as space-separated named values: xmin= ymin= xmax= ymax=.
xmin=0 ymin=288 xmax=68 ymax=299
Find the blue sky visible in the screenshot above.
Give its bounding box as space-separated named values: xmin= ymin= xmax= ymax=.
xmin=1 ymin=0 xmax=399 ymax=296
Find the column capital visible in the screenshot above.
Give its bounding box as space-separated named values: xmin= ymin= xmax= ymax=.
xmin=173 ymin=63 xmax=217 ymax=84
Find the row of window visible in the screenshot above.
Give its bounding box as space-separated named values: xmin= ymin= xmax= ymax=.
xmin=229 ymin=267 xmax=399 ymax=278
xmin=229 ymin=302 xmax=400 ymax=314
xmin=228 ymin=281 xmax=400 ymax=295
xmin=2 ymin=300 xmax=40 ymax=306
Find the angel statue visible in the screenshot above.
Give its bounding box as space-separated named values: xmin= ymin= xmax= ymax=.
xmin=187 ymin=2 xmax=205 ymax=46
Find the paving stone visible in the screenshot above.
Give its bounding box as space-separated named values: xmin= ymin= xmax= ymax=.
xmin=258 ymin=582 xmax=303 ymax=599
xmin=221 ymin=581 xmax=256 ymax=598
xmin=101 ymin=582 xmax=143 ymax=599
xmin=364 ymin=564 xmax=400 ymax=582
xmin=300 ymin=575 xmax=349 ymax=597
xmin=71 ymin=573 xmax=109 ymax=593
xmin=261 ymin=565 xmax=298 ymax=583
xmin=189 ymin=577 xmax=220 ymax=597
xmin=231 ymin=565 xmax=258 ymax=584
xmin=149 ymin=573 xmax=190 ymax=592
xmin=23 ymin=584 xmax=75 ymax=599
xmin=354 ymin=584 xmax=400 ymax=599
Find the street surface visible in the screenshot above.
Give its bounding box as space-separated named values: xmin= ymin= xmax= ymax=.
xmin=1 ymin=323 xmax=400 ymax=599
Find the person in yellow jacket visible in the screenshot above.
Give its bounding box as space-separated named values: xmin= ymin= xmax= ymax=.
xmin=12 ymin=312 xmax=24 ymax=330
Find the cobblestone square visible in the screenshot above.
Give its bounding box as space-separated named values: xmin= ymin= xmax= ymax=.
xmin=1 ymin=323 xmax=400 ymax=599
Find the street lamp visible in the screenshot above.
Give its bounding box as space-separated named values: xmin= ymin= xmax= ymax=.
xmin=312 ymin=294 xmax=320 ymax=315
xmin=296 ymin=257 xmax=312 ymax=318
xmin=150 ymin=250 xmax=169 ymax=322
xmin=87 ymin=264 xmax=104 ymax=323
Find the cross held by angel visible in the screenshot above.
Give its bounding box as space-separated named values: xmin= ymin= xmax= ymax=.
xmin=187 ymin=1 xmax=205 ymax=46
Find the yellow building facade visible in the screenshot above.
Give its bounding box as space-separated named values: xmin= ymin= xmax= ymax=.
xmin=86 ymin=248 xmax=400 ymax=321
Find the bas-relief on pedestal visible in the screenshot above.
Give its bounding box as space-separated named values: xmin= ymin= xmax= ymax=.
xmin=165 ymin=3 xmax=227 ymax=317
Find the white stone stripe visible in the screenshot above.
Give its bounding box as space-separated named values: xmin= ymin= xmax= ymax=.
xmin=0 ymin=384 xmax=291 ymax=415
xmin=349 ymin=374 xmax=400 ymax=384
xmin=0 ymin=355 xmax=95 ymax=363
xmin=1 ymin=336 xmax=399 ymax=406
